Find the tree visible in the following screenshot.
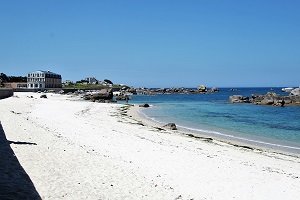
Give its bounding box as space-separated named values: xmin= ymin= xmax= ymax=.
xmin=0 ymin=73 xmax=9 ymax=83
xmin=104 ymin=79 xmax=113 ymax=85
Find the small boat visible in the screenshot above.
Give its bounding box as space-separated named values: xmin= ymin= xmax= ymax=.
xmin=281 ymin=87 xmax=294 ymax=92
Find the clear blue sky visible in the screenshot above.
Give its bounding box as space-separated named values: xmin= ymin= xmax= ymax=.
xmin=0 ymin=0 xmax=299 ymax=87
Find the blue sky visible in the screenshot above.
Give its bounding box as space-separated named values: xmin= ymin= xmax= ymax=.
xmin=0 ymin=0 xmax=299 ymax=87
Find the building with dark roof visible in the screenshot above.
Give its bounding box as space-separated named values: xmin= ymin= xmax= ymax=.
xmin=27 ymin=70 xmax=62 ymax=89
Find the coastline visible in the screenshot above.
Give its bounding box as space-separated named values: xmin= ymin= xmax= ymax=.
xmin=129 ymin=104 xmax=300 ymax=157
xmin=1 ymin=92 xmax=300 ymax=199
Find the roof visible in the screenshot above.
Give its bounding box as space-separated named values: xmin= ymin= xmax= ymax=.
xmin=28 ymin=70 xmax=61 ymax=75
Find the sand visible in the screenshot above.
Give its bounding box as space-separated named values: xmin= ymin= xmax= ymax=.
xmin=0 ymin=92 xmax=299 ymax=200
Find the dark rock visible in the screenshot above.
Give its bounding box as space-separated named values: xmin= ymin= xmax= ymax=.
xmin=40 ymin=94 xmax=47 ymax=98
xmin=163 ymin=123 xmax=177 ymax=130
xmin=139 ymin=103 xmax=150 ymax=108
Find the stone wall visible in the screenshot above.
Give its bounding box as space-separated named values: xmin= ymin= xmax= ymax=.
xmin=0 ymin=89 xmax=13 ymax=99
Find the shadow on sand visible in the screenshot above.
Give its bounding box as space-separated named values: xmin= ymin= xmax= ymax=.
xmin=0 ymin=122 xmax=41 ymax=200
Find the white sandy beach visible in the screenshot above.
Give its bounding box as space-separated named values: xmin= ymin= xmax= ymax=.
xmin=0 ymin=92 xmax=300 ymax=200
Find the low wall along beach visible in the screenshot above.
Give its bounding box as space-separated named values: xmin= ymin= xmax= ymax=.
xmin=0 ymin=89 xmax=13 ymax=99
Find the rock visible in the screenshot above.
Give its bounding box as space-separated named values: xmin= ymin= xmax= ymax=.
xmin=273 ymin=99 xmax=285 ymax=107
xmin=290 ymin=88 xmax=300 ymax=96
xmin=198 ymin=85 xmax=207 ymax=93
xmin=283 ymin=96 xmax=292 ymax=104
xmin=290 ymin=95 xmax=300 ymax=104
xmin=84 ymin=89 xmax=113 ymax=101
xmin=259 ymin=93 xmax=280 ymax=105
xmin=40 ymin=94 xmax=47 ymax=98
xmin=229 ymin=95 xmax=250 ymax=103
xmin=266 ymin=92 xmax=278 ymax=97
xmin=163 ymin=123 xmax=177 ymax=130
xmin=139 ymin=103 xmax=150 ymax=108
xmin=260 ymin=97 xmax=274 ymax=105
xmin=210 ymin=87 xmax=219 ymax=92
xmin=231 ymin=91 xmax=300 ymax=106
xmin=229 ymin=95 xmax=243 ymax=103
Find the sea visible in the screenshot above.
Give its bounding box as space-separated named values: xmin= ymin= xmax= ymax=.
xmin=130 ymin=87 xmax=300 ymax=154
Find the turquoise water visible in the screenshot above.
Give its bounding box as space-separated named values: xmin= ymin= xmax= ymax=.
xmin=131 ymin=88 xmax=300 ymax=153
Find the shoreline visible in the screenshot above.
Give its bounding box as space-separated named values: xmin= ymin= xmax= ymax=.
xmin=128 ymin=104 xmax=300 ymax=158
xmin=1 ymin=92 xmax=300 ymax=199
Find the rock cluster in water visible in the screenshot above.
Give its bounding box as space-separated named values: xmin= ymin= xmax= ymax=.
xmin=136 ymin=85 xmax=219 ymax=95
xmin=229 ymin=88 xmax=300 ymax=106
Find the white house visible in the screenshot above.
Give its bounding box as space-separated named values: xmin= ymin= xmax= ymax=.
xmin=27 ymin=70 xmax=62 ymax=89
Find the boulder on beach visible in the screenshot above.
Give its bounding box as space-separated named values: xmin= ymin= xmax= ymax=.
xmin=139 ymin=103 xmax=150 ymax=108
xmin=84 ymin=89 xmax=113 ymax=101
xmin=163 ymin=123 xmax=177 ymax=130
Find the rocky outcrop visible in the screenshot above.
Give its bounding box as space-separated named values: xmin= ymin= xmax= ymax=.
xmin=290 ymin=88 xmax=300 ymax=96
xmin=290 ymin=95 xmax=300 ymax=104
xmin=229 ymin=95 xmax=250 ymax=103
xmin=198 ymin=85 xmax=207 ymax=93
xmin=136 ymin=86 xmax=219 ymax=95
xmin=229 ymin=92 xmax=299 ymax=106
xmin=84 ymin=89 xmax=113 ymax=102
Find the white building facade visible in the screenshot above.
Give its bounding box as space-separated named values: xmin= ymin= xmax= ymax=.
xmin=27 ymin=70 xmax=62 ymax=89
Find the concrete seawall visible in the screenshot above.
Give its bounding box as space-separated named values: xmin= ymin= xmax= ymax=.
xmin=0 ymin=89 xmax=13 ymax=99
